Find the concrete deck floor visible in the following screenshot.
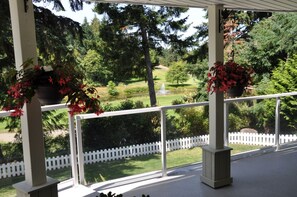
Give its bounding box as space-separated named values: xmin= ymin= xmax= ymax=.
xmin=88 ymin=144 xmax=297 ymax=197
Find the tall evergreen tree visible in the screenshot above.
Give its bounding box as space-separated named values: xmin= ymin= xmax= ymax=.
xmin=94 ymin=4 xmax=192 ymax=106
xmin=187 ymin=10 xmax=271 ymax=63
xmin=240 ymin=13 xmax=297 ymax=76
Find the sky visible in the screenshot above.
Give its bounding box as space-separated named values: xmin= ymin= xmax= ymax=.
xmin=35 ymin=2 xmax=207 ymax=37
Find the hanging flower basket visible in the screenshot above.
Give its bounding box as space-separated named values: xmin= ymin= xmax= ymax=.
xmin=207 ymin=61 xmax=254 ymax=97
xmin=35 ymin=71 xmax=63 ymax=105
xmin=2 ymin=59 xmax=103 ymax=116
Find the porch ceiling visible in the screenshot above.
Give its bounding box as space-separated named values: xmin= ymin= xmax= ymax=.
xmin=91 ymin=0 xmax=297 ymax=12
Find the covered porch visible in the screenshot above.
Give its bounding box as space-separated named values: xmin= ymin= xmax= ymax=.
xmin=6 ymin=0 xmax=297 ymax=197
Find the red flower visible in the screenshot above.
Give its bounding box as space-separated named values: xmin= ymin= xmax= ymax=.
xmin=207 ymin=61 xmax=253 ymax=94
xmin=58 ymin=78 xmax=66 ymax=86
xmin=3 ymin=59 xmax=103 ymax=117
xmin=34 ymin=65 xmax=41 ymax=71
xmin=48 ymin=76 xmax=54 ymax=84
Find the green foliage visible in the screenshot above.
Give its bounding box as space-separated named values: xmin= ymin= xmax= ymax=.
xmin=165 ymin=61 xmax=189 ymax=84
xmin=94 ymin=4 xmax=192 ymax=106
xmin=256 ymin=55 xmax=297 ymax=132
xmin=159 ymin=48 xmax=182 ymax=67
xmin=240 ymin=13 xmax=297 ymax=76
xmin=228 ymin=102 xmax=255 ymax=132
xmin=82 ymin=100 xmax=160 ymax=151
xmin=188 ymin=11 xmax=271 ymax=63
xmin=107 ymin=81 xmax=119 ymax=96
xmin=0 ymin=0 xmax=13 ymax=67
xmin=0 ymin=142 xmax=23 ymax=163
xmin=0 ymin=133 xmax=70 ymax=164
xmin=186 ymin=59 xmax=208 ymax=101
xmin=81 ymin=50 xmax=112 ymax=85
xmin=34 ymin=6 xmax=83 ymax=66
xmin=44 ymin=135 xmax=70 ymax=157
xmin=166 ymin=99 xmax=208 ymax=138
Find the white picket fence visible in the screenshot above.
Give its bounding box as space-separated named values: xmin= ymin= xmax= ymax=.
xmin=1 ymin=132 xmax=296 ymax=179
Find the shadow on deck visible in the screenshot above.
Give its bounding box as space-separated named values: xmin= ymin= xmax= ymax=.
xmin=59 ymin=142 xmax=297 ymax=197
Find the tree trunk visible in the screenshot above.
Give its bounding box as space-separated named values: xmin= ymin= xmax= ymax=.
xmin=140 ymin=25 xmax=157 ymax=106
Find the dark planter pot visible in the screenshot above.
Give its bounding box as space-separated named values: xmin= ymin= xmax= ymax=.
xmin=35 ymin=72 xmax=63 ymax=105
xmin=227 ymin=85 xmax=245 ymax=98
xmin=36 ymin=85 xmax=63 ymax=105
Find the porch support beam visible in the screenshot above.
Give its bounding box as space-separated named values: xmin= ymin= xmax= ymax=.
xmin=9 ymin=0 xmax=59 ymax=196
xmin=200 ymin=4 xmax=233 ymax=188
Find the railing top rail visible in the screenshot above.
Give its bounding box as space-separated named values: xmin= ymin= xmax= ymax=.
xmin=41 ymin=103 xmax=68 ymax=112
xmin=76 ymin=106 xmax=161 ymax=120
xmin=160 ymin=101 xmax=209 ymax=110
xmin=0 ymin=111 xmax=12 ymax=118
xmin=1 ymin=92 xmax=297 ymax=119
xmin=224 ymin=91 xmax=297 ymax=103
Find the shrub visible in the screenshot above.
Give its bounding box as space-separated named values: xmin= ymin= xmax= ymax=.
xmin=0 ymin=142 xmax=23 ymax=163
xmin=166 ymin=99 xmax=209 ymax=138
xmin=82 ymin=100 xmax=160 ymax=151
xmin=107 ymin=81 xmax=119 ymax=97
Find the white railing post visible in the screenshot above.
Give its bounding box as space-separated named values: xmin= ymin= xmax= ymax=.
xmin=160 ymin=108 xmax=167 ymax=177
xmin=68 ymin=113 xmax=79 ymax=185
xmin=75 ymin=116 xmax=85 ymax=184
xmin=275 ymin=97 xmax=281 ymax=151
xmin=224 ymin=102 xmax=229 ymax=146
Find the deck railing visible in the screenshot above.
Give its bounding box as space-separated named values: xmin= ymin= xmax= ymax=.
xmin=1 ymin=133 xmax=296 ymax=179
xmin=74 ymin=91 xmax=297 ymax=184
xmin=1 ymin=92 xmax=297 ymax=184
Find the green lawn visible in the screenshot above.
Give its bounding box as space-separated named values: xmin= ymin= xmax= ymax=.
xmin=104 ymin=94 xmax=186 ymax=107
xmin=0 ymin=144 xmax=262 ymax=196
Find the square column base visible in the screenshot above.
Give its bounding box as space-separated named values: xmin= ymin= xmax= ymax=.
xmin=13 ymin=176 xmax=59 ymax=197
xmin=200 ymin=146 xmax=233 ymax=188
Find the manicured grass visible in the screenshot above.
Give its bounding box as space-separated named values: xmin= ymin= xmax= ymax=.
xmin=104 ymin=94 xmax=185 ymax=107
xmin=0 ymin=176 xmax=24 ymax=197
xmin=0 ymin=144 xmax=262 ymax=196
xmin=85 ymin=144 xmax=262 ymax=183
xmin=97 ymin=65 xmax=197 ymax=102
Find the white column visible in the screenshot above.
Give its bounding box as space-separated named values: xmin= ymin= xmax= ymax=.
xmin=200 ymin=4 xmax=233 ymax=188
xmin=9 ymin=0 xmax=59 ymax=196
